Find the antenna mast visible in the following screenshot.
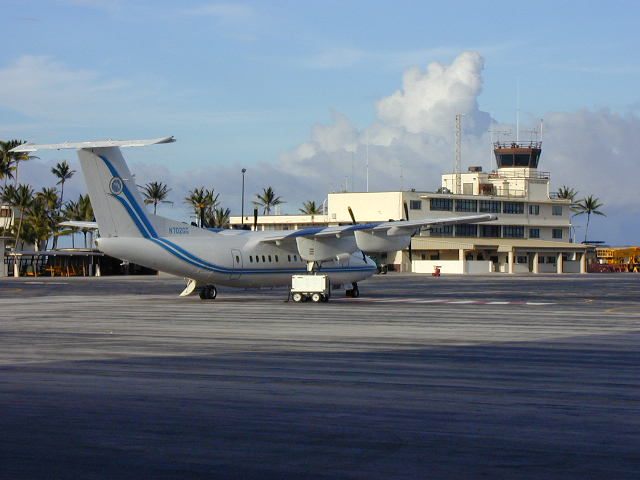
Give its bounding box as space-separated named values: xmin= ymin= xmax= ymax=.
xmin=516 ymin=79 xmax=520 ymax=143
xmin=365 ymin=130 xmax=369 ymax=193
xmin=455 ymin=113 xmax=462 ymax=194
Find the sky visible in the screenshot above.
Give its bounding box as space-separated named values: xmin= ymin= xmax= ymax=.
xmin=2 ymin=0 xmax=640 ymax=244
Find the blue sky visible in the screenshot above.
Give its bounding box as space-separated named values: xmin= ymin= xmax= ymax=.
xmin=2 ymin=0 xmax=640 ymax=243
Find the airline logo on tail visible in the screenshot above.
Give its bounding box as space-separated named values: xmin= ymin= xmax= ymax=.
xmin=109 ymin=177 xmax=124 ymax=195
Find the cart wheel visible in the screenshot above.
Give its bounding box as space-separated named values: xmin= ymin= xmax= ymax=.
xmin=292 ymin=292 xmax=303 ymax=303
xmin=311 ymin=293 xmax=322 ymax=303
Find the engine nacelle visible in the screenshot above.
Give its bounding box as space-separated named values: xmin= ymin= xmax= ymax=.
xmin=354 ymin=230 xmax=411 ymax=253
xmin=296 ymin=236 xmax=358 ymax=262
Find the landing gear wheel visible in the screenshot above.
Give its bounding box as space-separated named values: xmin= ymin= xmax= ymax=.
xmin=292 ymin=292 xmax=303 ymax=303
xmin=199 ymin=285 xmax=217 ymax=300
xmin=352 ymin=287 xmax=360 ymax=298
xmin=311 ymin=293 xmax=322 ymax=303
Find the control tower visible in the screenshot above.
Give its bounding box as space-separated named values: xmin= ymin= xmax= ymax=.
xmin=441 ymin=140 xmax=551 ymax=200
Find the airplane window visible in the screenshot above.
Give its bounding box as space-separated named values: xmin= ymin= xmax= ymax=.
xmin=275 ymin=255 xmax=279 ymax=262
xmin=255 ymin=256 xmax=259 ymax=263
xmin=249 ymin=256 xmax=253 ymax=263
xmin=288 ymin=255 xmax=291 ymax=262
xmin=268 ymin=255 xmax=272 ymax=262
xmin=235 ymin=256 xmax=240 ymax=263
xmin=294 ymin=255 xmax=298 ymax=261
xmin=262 ymin=255 xmax=266 ymax=262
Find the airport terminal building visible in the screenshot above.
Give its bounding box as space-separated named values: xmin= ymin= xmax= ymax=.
xmin=230 ymin=141 xmax=589 ymax=274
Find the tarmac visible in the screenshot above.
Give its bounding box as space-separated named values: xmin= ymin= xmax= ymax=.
xmin=0 ymin=273 xmax=639 ymax=479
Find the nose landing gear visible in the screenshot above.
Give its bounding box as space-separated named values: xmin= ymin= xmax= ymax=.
xmin=345 ymin=282 xmax=360 ymax=298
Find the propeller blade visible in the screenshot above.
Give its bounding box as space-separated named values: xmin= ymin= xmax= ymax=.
xmin=253 ymin=208 xmax=258 ymax=231
xmin=347 ymin=206 xmax=357 ymax=225
xmin=403 ymin=201 xmax=409 ymax=221
xmin=348 ymin=207 xmax=367 ymax=262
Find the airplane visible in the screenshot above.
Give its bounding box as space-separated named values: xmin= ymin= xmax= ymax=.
xmin=12 ymin=137 xmax=497 ymax=302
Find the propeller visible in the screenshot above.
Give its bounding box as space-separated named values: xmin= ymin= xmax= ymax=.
xmin=253 ymin=208 xmax=258 ymax=231
xmin=347 ymin=206 xmax=367 ymax=262
xmin=347 ymin=206 xmax=357 ymax=225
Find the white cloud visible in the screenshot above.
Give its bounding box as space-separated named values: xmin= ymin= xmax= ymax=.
xmin=376 ymin=51 xmax=490 ymax=136
xmin=0 ymin=56 xmax=130 ymax=123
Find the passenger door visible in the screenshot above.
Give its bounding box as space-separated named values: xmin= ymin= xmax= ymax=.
xmin=230 ymin=249 xmax=243 ymax=279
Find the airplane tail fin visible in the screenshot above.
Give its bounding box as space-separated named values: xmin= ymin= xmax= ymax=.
xmin=78 ymin=146 xmax=158 ymax=238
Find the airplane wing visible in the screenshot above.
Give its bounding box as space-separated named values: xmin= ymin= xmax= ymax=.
xmin=59 ymin=221 xmax=99 ymax=229
xmin=258 ymin=213 xmax=497 ymax=243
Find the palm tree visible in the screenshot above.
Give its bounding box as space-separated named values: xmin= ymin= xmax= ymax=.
xmin=35 ymin=187 xmax=60 ymax=250
xmin=6 ymin=140 xmax=38 ymax=186
xmin=62 ymin=199 xmax=81 ymax=248
xmin=185 ymin=187 xmax=218 ymax=227
xmin=0 ymin=141 xmax=16 ymax=186
xmin=8 ymin=184 xmax=34 ymax=250
xmin=556 ymin=185 xmax=578 ymax=202
xmin=78 ymin=194 xmax=95 ymax=248
xmin=207 ymin=207 xmax=231 ymax=228
xmin=142 ymin=181 xmax=172 ymax=215
xmin=51 ymin=161 xmax=75 ymax=208
xmin=299 ymin=200 xmax=322 ymax=215
xmin=574 ymin=195 xmax=605 ymax=243
xmin=253 ymin=186 xmax=284 ymax=215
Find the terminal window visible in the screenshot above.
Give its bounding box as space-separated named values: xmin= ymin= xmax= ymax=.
xmin=552 ymin=205 xmax=563 ymax=216
xmin=455 ymin=199 xmax=478 ymax=212
xmin=409 ymin=200 xmax=422 ymax=210
xmin=529 ymin=228 xmax=540 ymax=238
xmin=455 ymin=224 xmax=478 ymax=237
xmin=480 ymin=225 xmax=501 ymax=237
xmin=430 ymin=225 xmax=453 ymax=237
xmin=503 ymin=202 xmax=524 ymax=214
xmin=528 ymin=205 xmax=540 ymax=215
xmin=479 ymin=200 xmax=500 ymax=213
xmin=430 ymin=198 xmax=453 ymax=211
xmin=552 ymin=228 xmax=563 ymax=239
xmin=503 ymin=226 xmax=525 ymax=238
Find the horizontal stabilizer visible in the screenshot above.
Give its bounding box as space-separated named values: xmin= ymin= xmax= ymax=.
xmin=59 ymin=221 xmax=99 ymax=230
xmin=10 ymin=136 xmax=175 ymax=153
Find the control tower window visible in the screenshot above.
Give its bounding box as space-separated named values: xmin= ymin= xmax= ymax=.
xmin=514 ymin=154 xmax=530 ymax=167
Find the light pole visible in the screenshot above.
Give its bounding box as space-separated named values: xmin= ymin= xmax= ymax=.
xmin=241 ymin=168 xmax=247 ymax=225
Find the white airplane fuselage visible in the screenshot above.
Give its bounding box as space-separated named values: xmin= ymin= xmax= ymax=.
xmin=98 ymin=229 xmax=377 ymax=288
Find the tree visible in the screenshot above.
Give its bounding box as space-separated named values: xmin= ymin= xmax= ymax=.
xmin=34 ymin=187 xmax=60 ymax=250
xmin=253 ymin=187 xmax=284 ymax=215
xmin=6 ymin=184 xmax=34 ymax=250
xmin=207 ymin=207 xmax=231 ymax=228
xmin=574 ymin=195 xmax=605 ymax=243
xmin=142 ymin=181 xmax=172 ymax=215
xmin=0 ymin=140 xmax=16 ymax=186
xmin=6 ymin=140 xmax=38 ymax=185
xmin=299 ymin=200 xmax=322 ymax=215
xmin=50 ymin=161 xmax=75 ymax=249
xmin=51 ymin=161 xmax=75 ymax=208
xmin=556 ymin=185 xmax=578 ymax=202
xmin=77 ymin=194 xmax=95 ymax=248
xmin=62 ymin=199 xmax=80 ymax=248
xmin=185 ymin=187 xmax=218 ymax=227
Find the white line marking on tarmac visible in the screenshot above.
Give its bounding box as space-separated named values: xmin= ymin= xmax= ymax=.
xmin=334 ymin=298 xmax=556 ymax=306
